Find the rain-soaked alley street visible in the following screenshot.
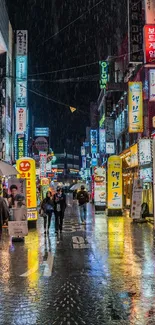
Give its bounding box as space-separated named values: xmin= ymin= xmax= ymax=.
xmin=0 ymin=196 xmax=155 ymax=325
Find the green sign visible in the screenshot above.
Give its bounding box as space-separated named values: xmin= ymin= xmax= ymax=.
xmin=99 ymin=114 xmax=105 ymax=128
xmin=99 ymin=61 xmax=108 ymax=90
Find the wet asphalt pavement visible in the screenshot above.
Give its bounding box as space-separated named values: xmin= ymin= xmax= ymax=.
xmin=0 ymin=195 xmax=155 ymax=325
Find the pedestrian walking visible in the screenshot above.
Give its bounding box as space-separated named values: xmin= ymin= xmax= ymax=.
xmin=77 ymin=185 xmax=89 ymax=224
xmin=53 ymin=187 xmax=66 ymax=234
xmin=41 ymin=191 xmax=54 ymax=235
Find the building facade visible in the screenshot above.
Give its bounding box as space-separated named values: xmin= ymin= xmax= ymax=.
xmin=0 ymin=0 xmax=14 ymax=162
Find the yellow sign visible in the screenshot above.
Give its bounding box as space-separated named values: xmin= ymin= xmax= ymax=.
xmin=128 ymin=82 xmax=143 ymax=133
xmin=16 ymin=158 xmax=37 ymax=221
xmin=108 ymin=155 xmax=122 ymax=209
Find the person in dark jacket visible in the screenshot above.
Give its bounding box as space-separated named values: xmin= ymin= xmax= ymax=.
xmin=53 ymin=187 xmax=66 ymax=234
xmin=77 ymin=185 xmax=89 ymax=224
xmin=41 ymin=191 xmax=54 ymax=235
xmin=0 ymin=197 xmax=9 ymax=240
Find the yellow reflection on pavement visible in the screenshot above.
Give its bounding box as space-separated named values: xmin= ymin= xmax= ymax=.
xmin=25 ymin=231 xmax=40 ymax=287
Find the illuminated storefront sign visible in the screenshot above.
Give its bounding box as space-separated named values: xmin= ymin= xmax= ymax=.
xmin=149 ymin=69 xmax=155 ymax=101
xmin=16 ymin=30 xmax=28 ymax=159
xmin=94 ymin=167 xmax=106 ymax=205
xmin=16 ymin=107 xmax=26 ymax=133
xmin=140 ymin=167 xmax=152 ymax=182
xmin=106 ymin=142 xmax=115 ymax=154
xmin=91 ymin=158 xmax=97 ymax=167
xmin=16 ymin=30 xmax=28 ymax=55
xmin=16 ymin=158 xmax=37 ymax=221
xmin=90 ymin=129 xmax=98 ymax=153
xmin=40 ymin=152 xmax=47 ymax=178
xmin=81 ymin=146 xmax=85 ymax=156
xmin=16 ymin=56 xmax=27 ymax=80
xmin=144 ymin=0 xmax=155 ymax=24
xmin=138 ymin=139 xmax=152 ymax=165
xmin=128 ymin=82 xmax=143 ymax=133
xmin=144 ymin=25 xmax=155 ymax=64
xmin=83 ymin=142 xmax=89 ymax=147
xmin=82 ymin=156 xmax=86 ymax=169
xmin=108 ymin=156 xmax=122 ymax=209
xmin=34 ymin=127 xmax=49 ymax=137
xmin=99 ymin=114 xmax=105 ymax=128
xmin=99 ymin=61 xmax=108 ymax=89
xmin=99 ymin=128 xmax=105 ymax=153
xmin=16 ymin=81 xmax=27 ymax=107
xmin=17 ymin=135 xmax=25 ymax=159
xmin=130 ymin=144 xmax=138 ymax=167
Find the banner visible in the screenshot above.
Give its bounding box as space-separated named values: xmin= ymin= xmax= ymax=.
xmin=128 ymin=0 xmax=143 ymax=63
xmin=128 ymin=82 xmax=143 ymax=133
xmin=144 ymin=0 xmax=155 ymax=24
xmin=94 ymin=167 xmax=106 ymax=205
xmin=108 ymin=156 xmax=122 ymax=209
xmin=131 ymin=179 xmax=143 ymax=219
xmin=144 ymin=25 xmax=155 ymax=64
xmin=16 ymin=158 xmax=37 ymax=220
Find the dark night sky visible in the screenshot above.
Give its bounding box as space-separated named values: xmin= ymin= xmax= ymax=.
xmin=6 ymin=0 xmax=127 ymax=154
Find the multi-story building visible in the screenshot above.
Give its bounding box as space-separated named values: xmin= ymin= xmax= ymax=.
xmin=96 ymin=0 xmax=155 ymax=215
xmin=0 ymin=0 xmax=14 ymax=162
xmin=54 ymin=152 xmax=80 ymax=182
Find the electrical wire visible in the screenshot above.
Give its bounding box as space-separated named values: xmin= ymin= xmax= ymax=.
xmin=28 ymin=74 xmax=99 ymax=83
xmin=38 ymin=0 xmax=105 ymax=46
xmin=28 ymin=48 xmax=143 ymax=78
xmin=28 ymin=60 xmax=99 ymax=77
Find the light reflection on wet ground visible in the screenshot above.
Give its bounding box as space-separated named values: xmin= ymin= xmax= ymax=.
xmin=0 ymin=197 xmax=155 ymax=324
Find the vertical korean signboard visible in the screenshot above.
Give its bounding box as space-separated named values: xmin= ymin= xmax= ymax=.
xmin=149 ymin=69 xmax=155 ymax=101
xmin=128 ymin=0 xmax=143 ymax=63
xmin=94 ymin=167 xmax=106 ymax=206
xmin=16 ymin=158 xmax=37 ymax=221
xmin=15 ymin=30 xmax=28 ymax=159
xmin=144 ymin=25 xmax=155 ymax=64
xmin=40 ymin=152 xmax=47 ymax=178
xmin=108 ymin=156 xmax=122 ymax=210
xmin=128 ymin=82 xmax=143 ymax=133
